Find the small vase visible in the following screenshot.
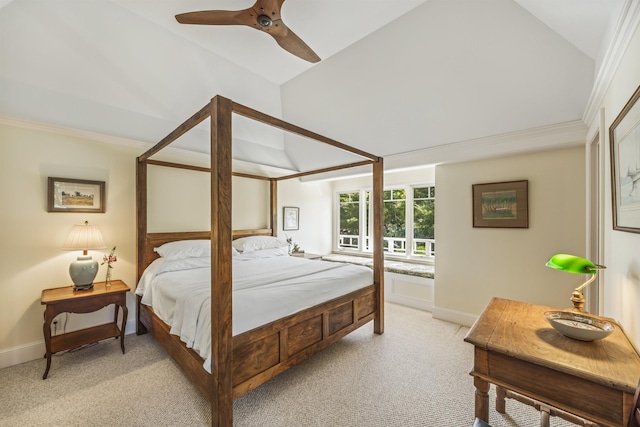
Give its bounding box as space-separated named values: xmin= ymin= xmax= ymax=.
xmin=105 ymin=268 xmax=112 ymax=288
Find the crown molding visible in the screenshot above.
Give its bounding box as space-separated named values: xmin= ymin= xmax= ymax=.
xmin=384 ymin=120 xmax=588 ymax=170
xmin=583 ymin=0 xmax=640 ymax=125
xmin=0 ymin=115 xmax=303 ymax=176
xmin=300 ymin=120 xmax=588 ymax=182
xmin=0 ymin=117 xmax=588 ymax=178
xmin=0 ymin=115 xmax=212 ymax=164
xmin=0 ymin=115 xmax=147 ymax=148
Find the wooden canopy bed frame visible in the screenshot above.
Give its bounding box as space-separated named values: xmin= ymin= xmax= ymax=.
xmin=136 ymin=95 xmax=384 ymax=426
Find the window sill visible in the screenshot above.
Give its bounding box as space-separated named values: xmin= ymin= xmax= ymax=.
xmin=322 ymin=253 xmax=434 ymax=279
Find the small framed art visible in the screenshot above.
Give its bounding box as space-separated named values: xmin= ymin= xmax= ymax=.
xmin=610 ymin=84 xmax=640 ymax=233
xmin=472 ymin=180 xmax=528 ymax=228
xmin=283 ymin=206 xmax=299 ymax=231
xmin=47 ymin=177 xmax=106 ymax=213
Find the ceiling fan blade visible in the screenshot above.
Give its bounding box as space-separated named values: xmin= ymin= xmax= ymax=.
xmin=267 ymin=20 xmax=320 ymax=63
xmin=176 ymin=9 xmax=253 ymax=26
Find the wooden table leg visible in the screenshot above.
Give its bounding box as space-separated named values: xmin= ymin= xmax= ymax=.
xmin=474 ymin=376 xmax=491 ymax=422
xmin=42 ymin=311 xmax=52 ymax=380
xmin=496 ymin=386 xmax=507 ymax=413
xmin=539 ymin=404 xmax=551 ymax=427
xmin=114 ymin=304 xmax=120 ymax=329
xmin=119 ymin=302 xmax=128 ymax=354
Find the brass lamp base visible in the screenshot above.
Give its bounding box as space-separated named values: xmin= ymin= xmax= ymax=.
xmin=570 ymin=289 xmax=586 ymax=312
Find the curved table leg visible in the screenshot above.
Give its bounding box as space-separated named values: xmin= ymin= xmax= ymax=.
xmin=119 ymin=303 xmax=128 ymax=354
xmin=42 ymin=312 xmax=52 ymax=379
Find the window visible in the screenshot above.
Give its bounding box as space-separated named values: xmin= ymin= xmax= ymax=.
xmin=338 ymin=192 xmax=360 ymax=249
xmin=383 ymin=189 xmax=406 ymax=254
xmin=412 ymin=186 xmax=435 ymax=256
xmin=336 ymin=185 xmax=435 ymax=260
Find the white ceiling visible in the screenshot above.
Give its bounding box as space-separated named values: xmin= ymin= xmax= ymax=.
xmin=0 ymin=0 xmax=628 ymax=175
xmin=110 ymin=0 xmax=429 ymax=85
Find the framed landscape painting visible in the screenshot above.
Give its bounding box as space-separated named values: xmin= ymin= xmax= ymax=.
xmin=610 ymin=84 xmax=640 ymax=233
xmin=472 ymin=180 xmax=528 ymax=228
xmin=47 ymin=177 xmax=105 ymax=213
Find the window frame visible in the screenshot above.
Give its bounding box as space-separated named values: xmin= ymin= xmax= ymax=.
xmin=334 ymin=183 xmax=435 ymax=263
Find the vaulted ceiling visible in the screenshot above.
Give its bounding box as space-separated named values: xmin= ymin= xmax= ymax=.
xmin=0 ymin=0 xmax=629 ymax=176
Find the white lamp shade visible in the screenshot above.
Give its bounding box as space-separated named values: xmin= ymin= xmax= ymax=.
xmin=62 ymin=221 xmax=106 ymax=251
xmin=62 ymin=221 xmax=106 ymax=290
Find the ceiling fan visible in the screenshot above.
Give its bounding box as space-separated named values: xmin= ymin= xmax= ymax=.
xmin=175 ymin=0 xmax=321 ymax=63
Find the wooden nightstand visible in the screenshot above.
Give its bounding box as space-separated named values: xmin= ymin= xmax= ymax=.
xmin=40 ymin=280 xmax=129 ymax=379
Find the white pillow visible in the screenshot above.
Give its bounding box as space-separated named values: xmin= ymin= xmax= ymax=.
xmin=232 ymin=235 xmax=288 ymax=253
xmin=154 ymin=240 xmax=211 ymax=260
xmin=233 ymin=246 xmax=289 ymax=260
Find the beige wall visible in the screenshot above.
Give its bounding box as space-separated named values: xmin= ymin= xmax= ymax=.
xmin=0 ymin=122 xmax=140 ymax=367
xmin=593 ymin=23 xmax=640 ymax=343
xmin=275 ymin=178 xmax=333 ymax=254
xmin=434 ymin=147 xmax=586 ymax=324
xmin=0 ymin=123 xmax=265 ymax=367
xmin=147 ymin=166 xmax=271 ymax=233
xmin=0 ymin=120 xmax=335 ymax=367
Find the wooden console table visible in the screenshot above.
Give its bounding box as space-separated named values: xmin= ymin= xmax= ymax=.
xmin=41 ymin=280 xmax=129 ymax=379
xmin=464 ymin=298 xmax=640 ymax=427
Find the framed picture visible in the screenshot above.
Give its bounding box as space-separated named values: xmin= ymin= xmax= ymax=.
xmin=47 ymin=177 xmax=105 ymax=213
xmin=610 ymin=84 xmax=640 ymax=233
xmin=283 ymin=206 xmax=299 ymax=231
xmin=473 ymin=180 xmax=528 ymax=228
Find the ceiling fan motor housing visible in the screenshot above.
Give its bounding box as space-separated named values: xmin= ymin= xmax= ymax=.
xmin=257 ymin=15 xmax=272 ymax=28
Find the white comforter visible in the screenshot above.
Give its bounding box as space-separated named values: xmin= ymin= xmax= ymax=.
xmin=136 ymin=254 xmax=373 ymax=372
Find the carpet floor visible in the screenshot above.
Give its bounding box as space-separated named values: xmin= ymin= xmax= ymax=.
xmin=0 ymin=303 xmax=575 ymax=426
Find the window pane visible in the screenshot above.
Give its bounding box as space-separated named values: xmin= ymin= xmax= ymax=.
xmin=384 ymin=200 xmax=405 ymax=238
xmin=392 ymin=189 xmax=406 ymax=200
xmin=413 ymin=199 xmax=434 ymax=239
xmin=414 ymin=187 xmax=430 ymax=199
xmin=339 ymin=192 xmax=360 ymax=249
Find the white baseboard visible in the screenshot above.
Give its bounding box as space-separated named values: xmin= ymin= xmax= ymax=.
xmin=0 ymin=318 xmax=138 ymax=369
xmin=386 ymin=294 xmax=432 ymax=311
xmin=431 ymin=305 xmax=479 ymax=327
xmin=0 ymin=340 xmax=45 ymax=370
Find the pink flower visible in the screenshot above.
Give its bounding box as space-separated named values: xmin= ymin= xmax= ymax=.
xmin=101 ymin=246 xmax=117 ymax=268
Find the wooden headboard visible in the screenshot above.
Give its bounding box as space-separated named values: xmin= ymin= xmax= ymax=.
xmin=139 ymin=228 xmax=273 ymax=279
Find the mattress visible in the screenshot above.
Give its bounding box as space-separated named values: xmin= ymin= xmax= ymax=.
xmin=136 ymin=252 xmax=373 ymax=372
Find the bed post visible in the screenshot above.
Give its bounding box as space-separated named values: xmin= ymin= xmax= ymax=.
xmin=210 ymin=95 xmax=234 ymax=426
xmin=270 ymin=179 xmax=277 ymax=236
xmin=136 ymin=158 xmax=148 ymax=335
xmin=373 ymin=157 xmax=384 ymax=334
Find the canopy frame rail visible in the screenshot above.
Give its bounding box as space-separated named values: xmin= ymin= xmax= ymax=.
xmin=136 ymin=95 xmax=384 ymax=427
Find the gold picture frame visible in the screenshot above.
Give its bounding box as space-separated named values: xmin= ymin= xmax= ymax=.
xmin=473 ymin=180 xmax=528 ymax=228
xmin=47 ymin=177 xmax=106 ymax=213
xmin=610 ymin=84 xmax=640 ymax=233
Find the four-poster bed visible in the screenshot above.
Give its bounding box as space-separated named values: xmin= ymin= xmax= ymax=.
xmin=135 ymin=95 xmax=384 ymax=426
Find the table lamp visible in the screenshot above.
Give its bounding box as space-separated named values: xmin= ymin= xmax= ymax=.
xmin=545 ymin=253 xmax=606 ymax=312
xmin=62 ymin=221 xmax=106 ymax=290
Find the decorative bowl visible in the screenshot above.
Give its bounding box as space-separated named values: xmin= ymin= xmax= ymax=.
xmin=544 ymin=311 xmax=615 ymax=341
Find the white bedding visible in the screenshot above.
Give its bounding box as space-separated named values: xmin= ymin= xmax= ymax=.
xmin=136 ymin=254 xmax=373 ymax=372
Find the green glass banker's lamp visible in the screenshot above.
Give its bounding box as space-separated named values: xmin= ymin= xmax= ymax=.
xmin=546 ymin=254 xmax=606 ymax=312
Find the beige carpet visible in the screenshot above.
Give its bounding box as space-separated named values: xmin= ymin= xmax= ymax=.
xmin=0 ymin=303 xmax=575 ymax=426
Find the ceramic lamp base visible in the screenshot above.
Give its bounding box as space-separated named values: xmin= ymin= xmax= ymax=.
xmin=69 ymin=255 xmax=98 ymax=290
